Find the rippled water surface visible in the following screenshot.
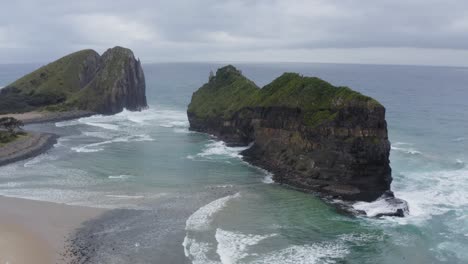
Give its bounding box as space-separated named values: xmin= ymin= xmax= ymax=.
xmin=0 ymin=63 xmax=467 ymax=263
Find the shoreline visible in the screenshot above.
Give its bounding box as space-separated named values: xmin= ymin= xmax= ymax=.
xmin=0 ymin=110 xmax=95 ymax=167
xmin=0 ymin=132 xmax=58 ymax=167
xmin=0 ymin=110 xmax=103 ymax=263
xmin=0 ymin=110 xmax=95 ymax=125
xmin=0 ymin=196 xmax=105 ymax=264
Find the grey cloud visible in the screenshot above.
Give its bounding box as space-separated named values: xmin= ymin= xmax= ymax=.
xmin=0 ymin=0 xmax=468 ymax=65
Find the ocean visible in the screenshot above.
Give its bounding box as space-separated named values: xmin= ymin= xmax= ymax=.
xmin=0 ymin=62 xmax=467 ymax=263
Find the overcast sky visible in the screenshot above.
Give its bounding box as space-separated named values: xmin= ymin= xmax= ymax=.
xmin=1 ymin=0 xmax=468 ymax=66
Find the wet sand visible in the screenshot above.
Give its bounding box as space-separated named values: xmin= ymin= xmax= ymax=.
xmin=0 ymin=196 xmax=105 ymax=264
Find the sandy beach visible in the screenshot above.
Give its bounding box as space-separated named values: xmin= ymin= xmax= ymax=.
xmin=0 ymin=196 xmax=105 ymax=264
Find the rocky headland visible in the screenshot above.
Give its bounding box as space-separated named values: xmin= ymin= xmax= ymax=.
xmin=0 ymin=46 xmax=147 ymax=166
xmin=0 ymin=46 xmax=147 ymax=115
xmin=188 ymin=65 xmax=408 ymax=216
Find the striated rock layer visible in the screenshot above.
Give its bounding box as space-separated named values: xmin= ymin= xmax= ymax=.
xmin=0 ymin=46 xmax=147 ymax=115
xmin=188 ymin=65 xmax=395 ymax=202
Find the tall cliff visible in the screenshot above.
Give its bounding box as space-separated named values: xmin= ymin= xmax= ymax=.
xmin=188 ymin=65 xmax=392 ymax=202
xmin=0 ymin=46 xmax=147 ymax=115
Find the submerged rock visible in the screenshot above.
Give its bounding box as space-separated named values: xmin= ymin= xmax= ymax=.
xmin=188 ymin=65 xmax=407 ymax=211
xmin=0 ymin=46 xmax=147 ymax=115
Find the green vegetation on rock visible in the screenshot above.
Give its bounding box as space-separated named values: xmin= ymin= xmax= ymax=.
xmin=188 ymin=65 xmax=259 ymax=118
xmin=0 ymin=46 xmax=147 ymax=115
xmin=0 ymin=117 xmax=25 ymax=145
xmin=188 ymin=65 xmax=382 ymax=127
xmin=0 ymin=50 xmax=99 ymax=114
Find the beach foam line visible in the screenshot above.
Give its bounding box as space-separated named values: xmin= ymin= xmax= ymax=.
xmin=185 ymin=193 xmax=240 ymax=231
xmin=251 ymin=242 xmax=349 ymax=264
xmin=71 ymin=134 xmax=154 ymax=153
xmin=182 ymin=237 xmax=218 ymax=264
xmin=183 ymin=193 xmax=241 ymax=263
xmin=216 ymin=229 xmax=277 ymax=264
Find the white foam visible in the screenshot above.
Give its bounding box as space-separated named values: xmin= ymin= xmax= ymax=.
xmin=82 ymin=131 xmax=114 ymax=139
xmin=82 ymin=122 xmax=120 ymax=130
xmin=108 ymin=175 xmax=134 ymax=180
xmin=159 ymin=120 xmax=188 ymax=128
xmin=71 ymin=146 xmax=103 ymax=153
xmin=251 ymin=242 xmax=349 ymax=264
xmin=352 ymin=197 xmax=407 ymax=217
xmin=71 ymin=134 xmax=154 ymax=153
xmin=182 ymin=237 xmax=218 ymax=264
xmin=262 ymin=173 xmax=274 ymax=184
xmin=197 ymin=141 xmax=250 ymax=159
xmin=121 ymin=109 xmax=158 ymax=124
xmin=55 ymin=120 xmax=79 ymax=127
xmin=216 ymin=229 xmax=276 ymax=264
xmin=185 ymin=193 xmax=240 ymax=231
xmin=452 ymin=137 xmax=465 ymax=142
xmin=391 ymin=168 xmax=468 ymax=224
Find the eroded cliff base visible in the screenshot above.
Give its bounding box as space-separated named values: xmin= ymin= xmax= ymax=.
xmin=188 ymin=65 xmax=409 ymax=217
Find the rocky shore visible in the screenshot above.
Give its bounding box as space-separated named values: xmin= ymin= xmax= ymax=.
xmin=0 ymin=46 xmax=148 ymax=168
xmin=188 ymin=65 xmax=409 ymax=216
xmin=0 ymin=132 xmax=58 ymax=167
xmin=0 ymin=110 xmax=97 ymax=167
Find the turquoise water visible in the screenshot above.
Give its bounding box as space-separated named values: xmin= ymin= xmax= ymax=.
xmin=0 ymin=63 xmax=467 ymax=263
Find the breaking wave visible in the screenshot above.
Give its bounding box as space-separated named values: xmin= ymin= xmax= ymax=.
xmin=216 ymin=229 xmax=276 ymax=264
xmin=196 ymin=141 xmax=250 ymax=160
xmin=71 ymin=134 xmax=154 ymax=153
xmin=185 ymin=193 xmax=241 ymax=231
xmin=392 ymin=167 xmax=468 ymax=223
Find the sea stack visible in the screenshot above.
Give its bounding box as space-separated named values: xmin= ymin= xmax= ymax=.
xmin=188 ymin=65 xmax=397 ymax=203
xmin=0 ymin=46 xmax=147 ymax=115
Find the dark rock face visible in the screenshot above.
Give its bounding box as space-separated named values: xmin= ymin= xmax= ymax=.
xmin=188 ymin=66 xmax=395 ymax=202
xmin=73 ymin=46 xmax=148 ymax=114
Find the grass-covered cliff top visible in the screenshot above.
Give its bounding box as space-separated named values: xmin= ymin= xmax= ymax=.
xmin=188 ymin=65 xmax=382 ymax=126
xmin=0 ymin=49 xmax=100 ymax=114
xmin=6 ymin=49 xmax=99 ymax=94
xmin=0 ymin=46 xmax=138 ymax=114
xmin=188 ymin=66 xmax=259 ymax=118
